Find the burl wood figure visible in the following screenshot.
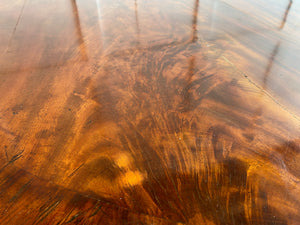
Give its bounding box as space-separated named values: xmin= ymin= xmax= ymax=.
xmin=0 ymin=0 xmax=300 ymax=224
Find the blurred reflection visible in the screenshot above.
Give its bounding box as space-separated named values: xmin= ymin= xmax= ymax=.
xmin=95 ymin=0 xmax=103 ymax=48
xmin=2 ymin=0 xmax=27 ymax=56
xmin=179 ymin=56 xmax=196 ymax=112
xmin=71 ymin=0 xmax=88 ymax=60
xmin=134 ymin=0 xmax=141 ymax=45
xmin=191 ymin=0 xmax=199 ymax=42
xmin=0 ymin=0 xmax=88 ymax=73
xmin=262 ymin=42 xmax=280 ymax=88
xmin=279 ymin=0 xmax=293 ymax=29
xmin=248 ymin=42 xmax=281 ymax=140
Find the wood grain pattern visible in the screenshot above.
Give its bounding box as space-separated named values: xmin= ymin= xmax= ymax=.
xmin=0 ymin=0 xmax=300 ymax=224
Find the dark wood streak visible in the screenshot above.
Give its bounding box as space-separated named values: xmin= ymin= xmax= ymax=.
xmin=1 ymin=0 xmax=300 ymax=224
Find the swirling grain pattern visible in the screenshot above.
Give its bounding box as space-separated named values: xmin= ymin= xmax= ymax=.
xmin=0 ymin=0 xmax=300 ymax=224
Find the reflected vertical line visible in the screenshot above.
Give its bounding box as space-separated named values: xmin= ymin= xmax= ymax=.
xmin=180 ymin=56 xmax=196 ymax=111
xmin=71 ymin=0 xmax=88 ymax=60
xmin=262 ymin=42 xmax=280 ymax=90
xmin=191 ymin=0 xmax=199 ymax=42
xmin=208 ymin=1 xmax=218 ymax=40
xmin=2 ymin=0 xmax=28 ymax=56
xmin=134 ymin=0 xmax=141 ymax=46
xmin=250 ymin=42 xmax=281 ymax=139
xmin=96 ymin=0 xmax=104 ymax=50
xmin=187 ymin=56 xmax=196 ymax=81
xmin=279 ymin=0 xmax=293 ymax=30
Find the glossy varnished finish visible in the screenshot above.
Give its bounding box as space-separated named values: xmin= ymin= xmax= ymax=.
xmin=0 ymin=0 xmax=300 ymax=224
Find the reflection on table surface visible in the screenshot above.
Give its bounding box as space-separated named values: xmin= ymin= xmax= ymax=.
xmin=0 ymin=0 xmax=300 ymax=224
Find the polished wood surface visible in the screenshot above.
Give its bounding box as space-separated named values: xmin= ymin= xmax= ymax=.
xmin=1 ymin=0 xmax=300 ymax=224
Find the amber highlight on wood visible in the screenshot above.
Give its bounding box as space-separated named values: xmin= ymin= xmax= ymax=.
xmin=0 ymin=0 xmax=300 ymax=224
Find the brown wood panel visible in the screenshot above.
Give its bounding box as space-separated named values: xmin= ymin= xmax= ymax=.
xmin=0 ymin=0 xmax=300 ymax=224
